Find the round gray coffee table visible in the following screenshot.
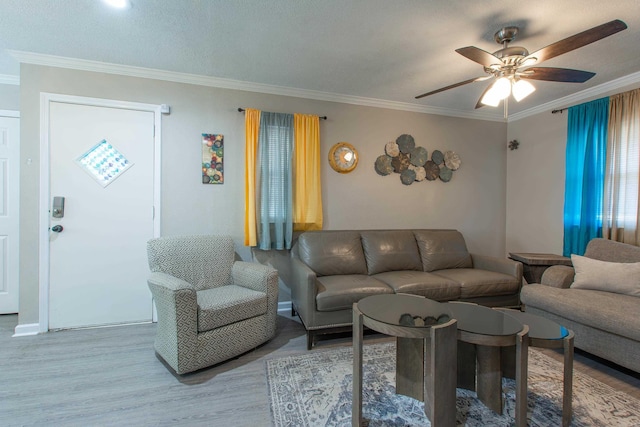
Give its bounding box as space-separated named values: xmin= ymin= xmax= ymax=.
xmin=496 ymin=308 xmax=575 ymax=427
xmin=445 ymin=301 xmax=529 ymax=427
xmin=352 ymin=294 xmax=457 ymax=427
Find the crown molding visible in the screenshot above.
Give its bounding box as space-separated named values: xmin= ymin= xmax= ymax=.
xmin=9 ymin=50 xmax=506 ymax=122
xmin=15 ymin=50 xmax=637 ymax=124
xmin=508 ymin=70 xmax=640 ymax=122
xmin=0 ymin=74 xmax=20 ymax=85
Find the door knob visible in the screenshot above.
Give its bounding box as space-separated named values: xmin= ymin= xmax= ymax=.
xmin=51 ymin=225 xmax=64 ymax=233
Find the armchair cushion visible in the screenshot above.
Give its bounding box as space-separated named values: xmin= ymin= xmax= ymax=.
xmin=196 ymin=285 xmax=268 ymax=332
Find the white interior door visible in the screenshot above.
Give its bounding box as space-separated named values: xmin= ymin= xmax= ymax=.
xmin=0 ymin=115 xmax=20 ymax=314
xmin=48 ymin=101 xmax=155 ymax=329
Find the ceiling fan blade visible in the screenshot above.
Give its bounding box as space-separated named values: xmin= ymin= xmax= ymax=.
xmin=474 ymin=83 xmax=494 ymax=109
xmin=415 ymin=76 xmax=487 ymax=99
xmin=520 ymin=67 xmax=595 ymax=83
xmin=523 ymin=19 xmax=627 ymax=65
xmin=456 ymin=46 xmax=503 ymax=67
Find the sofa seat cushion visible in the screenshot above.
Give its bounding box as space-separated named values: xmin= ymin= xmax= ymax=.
xmin=432 ymin=268 xmax=519 ymax=298
xmin=361 ymin=230 xmax=422 ymax=275
xmin=196 ymin=285 xmax=267 ymax=332
xmin=373 ymin=271 xmax=461 ymax=300
xmin=316 ymin=275 xmax=393 ymax=312
xmin=521 ymin=285 xmax=640 ymax=342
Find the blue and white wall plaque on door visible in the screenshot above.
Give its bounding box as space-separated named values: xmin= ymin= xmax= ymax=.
xmin=76 ymin=139 xmax=133 ymax=187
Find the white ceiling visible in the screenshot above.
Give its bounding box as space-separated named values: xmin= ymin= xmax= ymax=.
xmin=1 ymin=0 xmax=639 ymax=121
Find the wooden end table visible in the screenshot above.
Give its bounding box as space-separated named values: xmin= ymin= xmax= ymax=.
xmin=508 ymin=252 xmax=572 ymax=284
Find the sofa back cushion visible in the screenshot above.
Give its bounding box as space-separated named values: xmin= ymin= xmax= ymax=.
xmin=414 ymin=230 xmax=472 ymax=272
xmin=584 ymin=238 xmax=640 ymax=263
xmin=361 ymin=230 xmax=422 ymax=275
xmin=297 ymin=231 xmax=368 ymax=276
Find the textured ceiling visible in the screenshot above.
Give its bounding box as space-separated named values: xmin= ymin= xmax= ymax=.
xmin=1 ymin=0 xmax=639 ymax=120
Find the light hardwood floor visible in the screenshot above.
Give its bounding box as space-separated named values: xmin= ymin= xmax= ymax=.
xmin=1 ymin=312 xmax=638 ymax=426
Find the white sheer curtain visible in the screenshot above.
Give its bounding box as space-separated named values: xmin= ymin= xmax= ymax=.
xmin=603 ymin=88 xmax=640 ymax=245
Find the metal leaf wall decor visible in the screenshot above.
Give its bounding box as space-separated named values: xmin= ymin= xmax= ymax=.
xmin=374 ymin=134 xmax=461 ymax=185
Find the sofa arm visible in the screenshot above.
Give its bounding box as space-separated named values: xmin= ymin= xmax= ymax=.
xmin=147 ymin=272 xmax=198 ymax=373
xmin=540 ymin=265 xmax=575 ymax=288
xmin=471 ymin=253 xmax=523 ymax=281
xmin=290 ymin=257 xmax=318 ymax=326
xmin=147 ymin=272 xmax=197 ymax=325
xmin=232 ymin=261 xmax=278 ymax=297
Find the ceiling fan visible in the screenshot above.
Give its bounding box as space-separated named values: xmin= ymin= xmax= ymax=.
xmin=415 ymin=19 xmax=628 ymax=109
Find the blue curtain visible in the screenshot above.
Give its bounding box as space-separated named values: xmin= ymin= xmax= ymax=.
xmin=257 ymin=112 xmax=294 ymax=250
xmin=563 ymin=97 xmax=609 ymax=256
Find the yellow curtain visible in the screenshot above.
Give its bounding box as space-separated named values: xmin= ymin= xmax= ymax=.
xmin=244 ymin=109 xmax=261 ymax=246
xmin=293 ymin=113 xmax=323 ymax=231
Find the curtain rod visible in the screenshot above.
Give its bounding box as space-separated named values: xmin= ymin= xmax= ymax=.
xmin=552 ymin=108 xmax=567 ymax=114
xmin=237 ymin=108 xmax=327 ymax=120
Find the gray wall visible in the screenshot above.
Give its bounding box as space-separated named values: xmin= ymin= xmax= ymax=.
xmin=19 ymin=64 xmax=507 ymax=326
xmin=505 ymin=111 xmax=567 ymax=254
xmin=504 ymin=82 xmax=640 ymax=256
xmin=0 ymin=83 xmax=20 ymax=111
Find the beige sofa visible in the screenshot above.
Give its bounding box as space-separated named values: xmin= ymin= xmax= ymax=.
xmin=290 ymin=229 xmax=523 ymax=348
xmin=521 ymin=238 xmax=640 ymax=373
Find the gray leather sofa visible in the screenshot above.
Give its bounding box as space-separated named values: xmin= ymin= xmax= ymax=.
xmin=290 ymin=229 xmax=523 ymax=348
xmin=521 ymin=238 xmax=640 ymax=372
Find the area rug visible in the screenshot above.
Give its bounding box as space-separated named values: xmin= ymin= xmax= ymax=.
xmin=266 ymin=342 xmax=640 ymax=426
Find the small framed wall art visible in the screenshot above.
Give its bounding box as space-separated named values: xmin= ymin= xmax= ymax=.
xmin=202 ymin=133 xmax=224 ymax=184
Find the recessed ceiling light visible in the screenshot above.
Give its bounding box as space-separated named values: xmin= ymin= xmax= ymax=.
xmin=103 ymin=0 xmax=131 ymax=9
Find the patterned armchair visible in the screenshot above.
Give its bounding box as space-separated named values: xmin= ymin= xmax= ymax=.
xmin=147 ymin=235 xmax=278 ymax=374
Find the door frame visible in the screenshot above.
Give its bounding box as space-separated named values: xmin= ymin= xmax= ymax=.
xmin=38 ymin=93 xmax=162 ymax=333
xmin=0 ymin=110 xmax=20 ymax=316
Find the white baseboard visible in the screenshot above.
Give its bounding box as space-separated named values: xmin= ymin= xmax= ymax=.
xmin=11 ymin=306 xmax=294 ymax=335
xmin=13 ymin=323 xmax=41 ymax=337
xmin=277 ymin=301 xmax=292 ymax=313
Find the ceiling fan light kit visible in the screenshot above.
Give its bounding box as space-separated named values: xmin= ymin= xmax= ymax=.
xmin=512 ymin=79 xmax=536 ymax=102
xmin=416 ymin=19 xmax=628 ymax=114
